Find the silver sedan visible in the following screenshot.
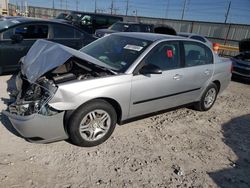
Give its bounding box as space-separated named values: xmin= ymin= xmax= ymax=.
xmin=3 ymin=32 xmax=232 ymax=147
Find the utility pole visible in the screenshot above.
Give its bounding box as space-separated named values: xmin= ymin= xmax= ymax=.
xmin=110 ymin=0 xmax=114 ymax=15
xmin=224 ymin=1 xmax=231 ymax=23
xmin=181 ymin=0 xmax=187 ymax=20
xmin=165 ymin=0 xmax=169 ymax=18
xmin=66 ymin=0 xmax=68 ymax=10
xmin=76 ymin=0 xmax=79 ymax=11
xmin=125 ymin=0 xmax=129 ymax=16
xmin=21 ymin=0 xmax=24 ymax=15
xmin=52 ymin=0 xmax=55 ymax=17
xmin=24 ymin=0 xmax=28 ymax=16
xmin=95 ymin=0 xmax=97 ymax=13
xmin=52 ymin=0 xmax=55 ymax=9
xmin=60 ymin=0 xmax=63 ymax=9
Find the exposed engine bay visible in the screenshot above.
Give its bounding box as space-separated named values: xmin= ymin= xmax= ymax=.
xmin=9 ymin=57 xmax=114 ymax=116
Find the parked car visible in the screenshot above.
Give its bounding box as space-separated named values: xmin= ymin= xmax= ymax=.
xmin=95 ymin=22 xmax=177 ymax=38
xmin=231 ymin=38 xmax=250 ymax=80
xmin=178 ymin=32 xmax=212 ymax=48
xmin=0 ymin=18 xmax=96 ymax=75
xmin=95 ymin=22 xmax=154 ymax=38
xmin=231 ymin=52 xmax=250 ymax=79
xmin=3 ymin=33 xmax=232 ymax=147
xmin=55 ymin=11 xmax=123 ymax=34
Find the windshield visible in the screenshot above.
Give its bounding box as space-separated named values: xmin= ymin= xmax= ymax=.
xmin=80 ymin=35 xmax=152 ymax=72
xmin=109 ymin=23 xmax=128 ymax=31
xmin=0 ymin=19 xmax=20 ymax=31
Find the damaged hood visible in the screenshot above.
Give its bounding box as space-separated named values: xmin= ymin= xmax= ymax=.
xmin=22 ymin=39 xmax=116 ymax=83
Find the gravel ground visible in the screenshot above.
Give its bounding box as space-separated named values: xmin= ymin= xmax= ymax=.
xmin=0 ymin=75 xmax=249 ymax=188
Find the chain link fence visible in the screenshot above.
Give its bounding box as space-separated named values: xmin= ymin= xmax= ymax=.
xmin=8 ymin=4 xmax=250 ymax=56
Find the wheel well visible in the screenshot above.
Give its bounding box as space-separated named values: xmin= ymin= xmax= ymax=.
xmin=213 ymin=80 xmax=221 ymax=92
xmin=96 ymin=97 xmax=122 ymax=124
xmin=64 ymin=97 xmax=123 ymax=132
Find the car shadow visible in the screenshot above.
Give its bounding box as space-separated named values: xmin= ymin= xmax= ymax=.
xmin=0 ymin=112 xmax=21 ymax=137
xmin=208 ymin=114 xmax=250 ymax=188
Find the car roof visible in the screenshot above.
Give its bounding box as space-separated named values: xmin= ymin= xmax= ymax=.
xmin=67 ymin=11 xmax=123 ymax=18
xmin=0 ymin=17 xmax=88 ymax=32
xmin=178 ymin=32 xmax=205 ymax=38
xmin=113 ymin=32 xmax=182 ymax=42
xmin=5 ymin=17 xmax=70 ymax=24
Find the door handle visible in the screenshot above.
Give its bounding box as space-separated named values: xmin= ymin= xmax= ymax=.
xmin=204 ymin=69 xmax=211 ymax=76
xmin=173 ymin=74 xmax=182 ymax=80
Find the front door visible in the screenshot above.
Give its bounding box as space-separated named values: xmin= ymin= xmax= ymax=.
xmin=129 ymin=41 xmax=191 ymax=118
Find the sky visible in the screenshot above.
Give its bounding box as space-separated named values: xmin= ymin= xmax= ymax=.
xmin=9 ymin=0 xmax=250 ymax=25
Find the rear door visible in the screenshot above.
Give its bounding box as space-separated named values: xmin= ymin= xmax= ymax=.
xmin=181 ymin=41 xmax=214 ymax=101
xmin=0 ymin=23 xmax=49 ymax=72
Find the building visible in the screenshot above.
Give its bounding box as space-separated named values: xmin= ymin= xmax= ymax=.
xmin=0 ymin=0 xmax=8 ymax=15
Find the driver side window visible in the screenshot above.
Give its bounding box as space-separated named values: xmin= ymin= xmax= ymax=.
xmin=144 ymin=41 xmax=180 ymax=71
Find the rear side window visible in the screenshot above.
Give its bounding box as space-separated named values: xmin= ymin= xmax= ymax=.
xmin=14 ymin=24 xmax=48 ymax=39
xmin=190 ymin=35 xmax=206 ymax=43
xmin=184 ymin=41 xmax=213 ymax=67
xmin=53 ymin=25 xmax=83 ymax=38
xmin=144 ymin=41 xmax=180 ymax=71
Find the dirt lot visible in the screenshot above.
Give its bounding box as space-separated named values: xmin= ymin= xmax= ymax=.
xmin=0 ymin=75 xmax=249 ymax=188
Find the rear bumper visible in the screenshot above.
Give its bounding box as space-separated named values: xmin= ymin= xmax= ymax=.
xmin=232 ymin=63 xmax=250 ymax=78
xmin=2 ymin=111 xmax=68 ymax=143
xmin=232 ymin=71 xmax=250 ymax=78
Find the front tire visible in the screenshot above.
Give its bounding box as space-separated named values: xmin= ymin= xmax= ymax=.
xmin=194 ymin=83 xmax=218 ymax=111
xmin=68 ymin=99 xmax=117 ymax=147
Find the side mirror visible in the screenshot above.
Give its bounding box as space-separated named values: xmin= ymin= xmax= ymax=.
xmin=10 ymin=34 xmax=23 ymax=43
xmin=139 ymin=64 xmax=162 ymax=75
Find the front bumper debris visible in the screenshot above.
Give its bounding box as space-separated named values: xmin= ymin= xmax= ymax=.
xmin=2 ymin=110 xmax=68 ymax=143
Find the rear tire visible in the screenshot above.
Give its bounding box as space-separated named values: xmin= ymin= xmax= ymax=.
xmin=68 ymin=99 xmax=117 ymax=147
xmin=194 ymin=83 xmax=218 ymax=111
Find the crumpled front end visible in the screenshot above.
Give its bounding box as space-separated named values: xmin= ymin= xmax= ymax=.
xmin=3 ymin=73 xmax=68 ymax=143
xmin=3 ymin=39 xmax=116 ymax=143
